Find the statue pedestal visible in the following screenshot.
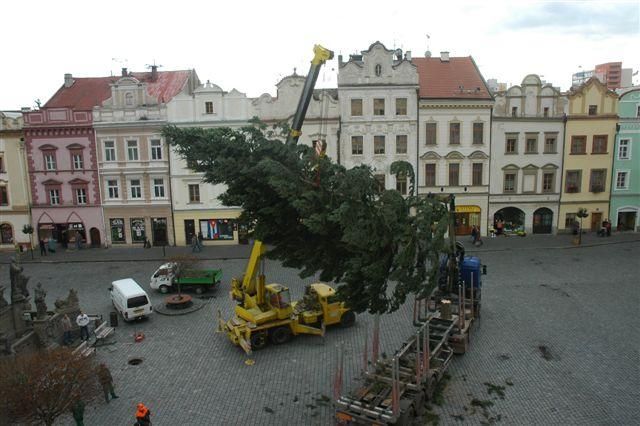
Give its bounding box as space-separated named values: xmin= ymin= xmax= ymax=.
xmin=11 ymin=297 xmax=29 ymax=338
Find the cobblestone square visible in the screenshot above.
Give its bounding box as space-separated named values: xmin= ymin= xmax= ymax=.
xmin=2 ymin=236 xmax=638 ymax=425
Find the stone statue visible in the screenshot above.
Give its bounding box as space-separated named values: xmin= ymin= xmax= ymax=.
xmin=10 ymin=257 xmax=30 ymax=303
xmin=54 ymin=288 xmax=80 ymax=313
xmin=35 ymin=283 xmax=47 ymax=320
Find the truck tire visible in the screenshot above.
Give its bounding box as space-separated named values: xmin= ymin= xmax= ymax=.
xmin=159 ymin=285 xmax=170 ymax=294
xmin=195 ymin=286 xmax=205 ymax=295
xmin=270 ymin=326 xmax=292 ymax=345
xmin=250 ymin=332 xmax=267 ymax=350
xmin=340 ymin=311 xmax=356 ymax=328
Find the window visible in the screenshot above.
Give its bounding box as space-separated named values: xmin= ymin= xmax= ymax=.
xmin=425 ymin=123 xmax=437 ymax=145
xmin=618 ymin=139 xmax=630 ymax=159
xmin=505 ymin=136 xmax=517 ymax=154
xmin=374 ymin=136 xmax=385 ymax=155
xmin=544 ymin=136 xmax=556 ymax=153
xmin=542 ymin=172 xmax=555 ymax=193
xmin=395 ymin=135 xmax=407 ymax=154
xmin=525 ymin=136 xmax=538 ymax=153
xmin=104 ymin=141 xmax=116 ymax=162
xmin=425 ymin=164 xmax=436 ymax=186
xmin=130 ymin=179 xmax=142 ymax=199
xmin=125 ymin=92 xmax=133 ymax=106
xmin=205 ymin=101 xmax=214 ymax=114
xmin=350 ymin=99 xmax=363 ymax=116
xmin=374 ymin=174 xmax=385 ymax=191
xmin=373 ymin=98 xmax=385 ymax=116
xmin=45 ymin=153 xmax=56 ymax=170
xmin=543 ymin=107 xmax=549 ymax=117
xmin=127 ymin=140 xmax=139 ymax=161
xmin=570 ymin=136 xmax=586 ymax=154
xmin=637 ymin=105 xmax=640 ymax=117
xmin=75 ymin=188 xmax=87 ymax=205
xmin=449 ymin=163 xmax=459 ymax=186
xmin=49 ymin=189 xmax=60 ymax=205
xmin=107 ymin=180 xmax=119 ymax=199
xmin=565 ymin=170 xmax=581 ymax=193
xmin=0 ymin=186 xmax=8 ymax=205
xmin=153 ymin=178 xmax=165 ymax=198
xmin=72 ymin=153 xmax=83 ymax=169
xmin=351 ymin=136 xmax=363 ymax=155
xmin=396 ymin=175 xmax=407 ymax=195
xmin=565 ymin=213 xmax=577 ymax=228
xmin=0 ymin=223 xmax=12 ymax=244
xmin=0 ymin=156 xmax=4 ymax=172
xmin=395 ymin=98 xmax=407 ymax=115
xmin=188 ymin=184 xmax=200 ymax=202
xmin=588 ymin=105 xmax=597 ymax=115
xmin=503 ymin=173 xmax=516 ymax=192
xmin=473 ymin=123 xmax=483 ymax=145
xmin=511 ymin=106 xmax=518 ymax=117
xmin=375 ymin=64 xmax=382 ymax=76
xmin=151 ymin=139 xmax=162 ymax=160
xmin=472 ymin=163 xmax=483 ymax=186
xmin=616 ymin=171 xmax=629 ymax=189
xmin=449 ymin=123 xmax=460 ymax=145
xmin=589 ymin=169 xmax=606 ymax=193
xmin=592 ymin=135 xmax=607 ymax=154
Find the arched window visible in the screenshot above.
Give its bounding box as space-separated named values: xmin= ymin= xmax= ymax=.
xmin=0 ymin=223 xmax=13 ymax=244
xmin=375 ymin=64 xmax=382 ymax=76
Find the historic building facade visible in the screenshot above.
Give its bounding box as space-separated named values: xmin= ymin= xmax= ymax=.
xmin=559 ymin=77 xmax=618 ymax=232
xmin=94 ymin=68 xmax=197 ymax=246
xmin=414 ymin=53 xmax=493 ymax=235
xmin=23 ymin=74 xmax=109 ymax=248
xmin=610 ymin=87 xmax=640 ymax=231
xmin=338 ymin=42 xmax=419 ymax=196
xmin=0 ymin=112 xmax=31 ymax=249
xmin=167 ymin=80 xmax=250 ymax=246
xmin=490 ymin=75 xmax=566 ymax=234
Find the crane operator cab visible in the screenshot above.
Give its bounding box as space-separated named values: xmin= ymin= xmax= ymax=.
xmin=266 ymin=284 xmax=292 ymax=319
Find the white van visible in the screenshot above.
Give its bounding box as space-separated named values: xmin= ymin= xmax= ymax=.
xmin=110 ymin=278 xmax=153 ymax=322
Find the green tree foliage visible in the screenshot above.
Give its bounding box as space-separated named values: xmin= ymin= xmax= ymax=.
xmin=163 ymin=123 xmax=450 ymax=314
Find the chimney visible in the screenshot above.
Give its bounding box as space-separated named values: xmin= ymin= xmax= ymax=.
xmin=440 ymin=51 xmax=450 ymax=62
xmin=64 ymin=73 xmax=74 ymax=88
xmin=151 ymin=65 xmax=158 ymax=81
xmin=338 ymin=54 xmax=343 ymax=65
xmin=121 ymin=67 xmax=128 ymax=77
xmin=404 ymin=51 xmax=412 ymax=61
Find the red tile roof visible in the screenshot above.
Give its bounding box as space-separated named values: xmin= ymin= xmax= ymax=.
xmin=44 ymin=70 xmax=192 ymax=109
xmin=413 ymin=57 xmax=492 ymax=100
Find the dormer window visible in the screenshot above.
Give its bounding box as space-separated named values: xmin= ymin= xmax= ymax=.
xmin=511 ymin=106 xmax=518 ymax=117
xmin=375 ymin=64 xmax=382 ymax=76
xmin=205 ymin=102 xmax=214 ymax=114
xmin=125 ymin=92 xmax=134 ymax=106
xmin=588 ymin=105 xmax=597 ymax=115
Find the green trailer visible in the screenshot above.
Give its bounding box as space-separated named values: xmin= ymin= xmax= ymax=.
xmin=150 ymin=262 xmax=222 ymax=294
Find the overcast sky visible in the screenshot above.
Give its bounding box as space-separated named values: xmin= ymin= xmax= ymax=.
xmin=1 ymin=0 xmax=638 ymax=110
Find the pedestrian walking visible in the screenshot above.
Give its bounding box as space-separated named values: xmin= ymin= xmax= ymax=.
xmin=61 ymin=314 xmax=73 ymax=345
xmin=470 ymin=225 xmax=478 ymax=244
xmin=197 ymin=231 xmax=204 ymax=250
xmin=39 ymin=238 xmax=47 ymax=256
xmin=71 ymin=399 xmax=85 ymax=426
xmin=135 ymin=403 xmax=152 ymax=426
xmin=75 ymin=231 xmax=83 ymax=250
xmin=97 ymin=363 xmax=119 ymax=403
xmin=191 ymin=234 xmax=200 ymax=253
xmin=76 ymin=311 xmax=90 ymax=341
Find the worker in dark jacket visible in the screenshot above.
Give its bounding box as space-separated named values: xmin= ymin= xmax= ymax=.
xmin=97 ymin=363 xmax=119 ymax=403
xmin=135 ymin=403 xmax=151 ymax=426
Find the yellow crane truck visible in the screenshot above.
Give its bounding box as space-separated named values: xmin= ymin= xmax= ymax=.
xmin=220 ymin=240 xmax=355 ymax=354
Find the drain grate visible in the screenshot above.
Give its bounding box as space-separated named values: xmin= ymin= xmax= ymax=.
xmin=128 ymin=358 xmax=143 ymax=366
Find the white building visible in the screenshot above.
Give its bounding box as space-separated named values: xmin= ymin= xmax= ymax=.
xmin=490 ymin=74 xmax=567 ymax=234
xmin=414 ymin=52 xmax=493 ymax=236
xmin=337 ymin=41 xmax=419 ymax=195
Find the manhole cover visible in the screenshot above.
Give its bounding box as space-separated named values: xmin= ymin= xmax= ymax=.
xmin=128 ymin=358 xmax=143 ymax=366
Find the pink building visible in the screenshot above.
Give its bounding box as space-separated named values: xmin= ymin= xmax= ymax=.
xmin=24 ymin=75 xmax=113 ymax=248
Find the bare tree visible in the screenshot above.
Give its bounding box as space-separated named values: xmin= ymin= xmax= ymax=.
xmin=0 ymin=348 xmax=101 ymax=426
xmin=166 ymin=254 xmax=201 ymax=296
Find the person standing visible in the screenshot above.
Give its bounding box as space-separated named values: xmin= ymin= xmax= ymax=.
xmin=470 ymin=225 xmax=478 ymax=244
xmin=191 ymin=234 xmax=200 ymax=253
xmin=71 ymin=399 xmax=85 ymax=426
xmin=61 ymin=314 xmax=73 ymax=345
xmin=197 ymin=231 xmax=204 ymax=251
xmin=135 ymin=403 xmax=151 ymax=426
xmin=39 ymin=238 xmax=47 ymax=256
xmin=97 ymin=363 xmax=119 ymax=403
xmin=76 ymin=311 xmax=90 ymax=341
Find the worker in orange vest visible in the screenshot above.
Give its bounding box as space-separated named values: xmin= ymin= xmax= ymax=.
xmin=135 ymin=403 xmax=151 ymax=426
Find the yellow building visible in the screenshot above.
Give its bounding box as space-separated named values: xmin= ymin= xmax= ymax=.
xmin=0 ymin=111 xmax=31 ymax=250
xmin=559 ymin=78 xmax=618 ymax=232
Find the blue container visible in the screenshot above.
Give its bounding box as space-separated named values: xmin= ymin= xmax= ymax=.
xmin=461 ymin=256 xmax=482 ymax=288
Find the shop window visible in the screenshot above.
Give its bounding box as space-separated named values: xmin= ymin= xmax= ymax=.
xmin=0 ymin=223 xmax=13 ymax=244
xmin=199 ymin=219 xmax=234 ymax=240
xmin=395 ymin=135 xmax=407 ymax=154
xmin=374 ymin=136 xmax=385 ymax=155
xmin=395 ymin=98 xmax=407 ymax=115
xmin=350 ymin=99 xmax=363 ymax=116
xmin=425 ymin=164 xmax=436 ymax=186
xmin=130 ymin=218 xmax=146 ymax=243
xmin=351 ymin=136 xmax=363 ymax=155
xmin=565 ymin=213 xmax=577 ymax=228
xmin=110 ymin=218 xmax=126 ymax=243
xmin=188 ymin=184 xmax=200 ymax=203
xmin=0 ymin=186 xmax=8 ymax=206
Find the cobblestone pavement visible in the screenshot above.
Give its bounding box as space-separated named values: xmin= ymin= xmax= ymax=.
xmin=1 ymin=238 xmax=638 ymax=425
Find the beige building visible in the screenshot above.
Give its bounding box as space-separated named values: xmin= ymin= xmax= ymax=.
xmin=559 ymin=77 xmax=618 ymax=232
xmin=94 ymin=67 xmax=199 ymax=246
xmin=0 ymin=111 xmax=31 ymax=250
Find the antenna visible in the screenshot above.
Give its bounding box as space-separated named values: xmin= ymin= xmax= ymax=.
xmin=146 ymin=60 xmax=163 ymax=70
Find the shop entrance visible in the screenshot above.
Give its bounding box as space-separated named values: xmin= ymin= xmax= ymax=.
xmin=590 ymin=212 xmax=602 ymax=232
xmin=152 ymin=218 xmax=168 ymax=246
xmin=184 ymin=220 xmax=195 ymax=243
xmin=454 ymin=206 xmax=481 ymax=236
xmin=533 ymin=208 xmax=553 ymax=234
xmin=90 ymin=228 xmax=101 ymax=247
xmin=617 ymin=211 xmax=637 ymax=231
xmin=494 ymin=207 xmax=525 ymax=234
